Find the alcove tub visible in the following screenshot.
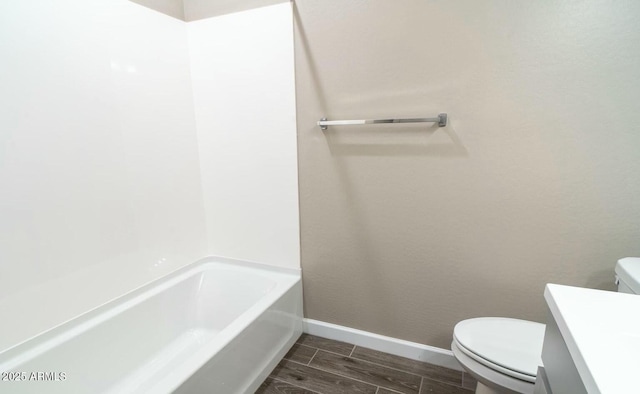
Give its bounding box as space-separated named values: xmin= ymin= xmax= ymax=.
xmin=0 ymin=258 xmax=302 ymax=393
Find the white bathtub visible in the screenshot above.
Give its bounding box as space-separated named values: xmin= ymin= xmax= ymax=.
xmin=0 ymin=258 xmax=303 ymax=393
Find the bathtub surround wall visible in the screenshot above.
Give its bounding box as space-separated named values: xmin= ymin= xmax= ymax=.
xmin=294 ymin=0 xmax=640 ymax=349
xmin=0 ymin=0 xmax=298 ymax=353
xmin=0 ymin=0 xmax=206 ymax=352
xmin=188 ymin=3 xmax=300 ymax=270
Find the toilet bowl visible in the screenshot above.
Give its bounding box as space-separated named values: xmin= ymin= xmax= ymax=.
xmin=452 ymin=317 xmax=545 ymax=394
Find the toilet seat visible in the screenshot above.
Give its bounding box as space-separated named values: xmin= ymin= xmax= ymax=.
xmin=453 ymin=318 xmax=545 ymax=383
xmin=452 ymin=341 xmax=535 ymax=394
xmin=453 ymin=337 xmax=536 ymax=383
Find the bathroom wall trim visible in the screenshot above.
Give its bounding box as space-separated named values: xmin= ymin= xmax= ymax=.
xmin=303 ymin=319 xmax=462 ymax=371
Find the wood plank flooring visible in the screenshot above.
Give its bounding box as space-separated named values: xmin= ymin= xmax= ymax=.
xmin=256 ymin=334 xmax=477 ymax=394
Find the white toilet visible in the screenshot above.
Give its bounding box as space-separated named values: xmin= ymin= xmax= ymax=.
xmin=615 ymin=257 xmax=640 ymax=294
xmin=452 ymin=257 xmax=640 ymax=394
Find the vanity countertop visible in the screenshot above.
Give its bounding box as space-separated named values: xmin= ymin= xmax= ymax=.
xmin=544 ymin=284 xmax=640 ymax=393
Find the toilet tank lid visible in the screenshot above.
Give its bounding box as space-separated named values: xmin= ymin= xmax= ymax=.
xmin=616 ymin=257 xmax=640 ymax=294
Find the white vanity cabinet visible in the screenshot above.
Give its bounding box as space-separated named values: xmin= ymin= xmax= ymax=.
xmin=537 ymin=284 xmax=640 ymax=393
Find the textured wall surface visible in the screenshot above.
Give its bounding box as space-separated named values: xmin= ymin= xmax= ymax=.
xmin=184 ymin=0 xmax=286 ymax=21
xmin=294 ymin=0 xmax=640 ymax=348
xmin=130 ymin=0 xmax=185 ymax=20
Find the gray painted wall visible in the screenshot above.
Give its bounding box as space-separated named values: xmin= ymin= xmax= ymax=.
xmin=294 ymin=0 xmax=640 ymax=349
xmin=183 ymin=0 xmax=286 ymax=21
xmin=130 ymin=0 xmax=185 ymax=20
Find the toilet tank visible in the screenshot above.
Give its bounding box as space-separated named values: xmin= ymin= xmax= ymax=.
xmin=615 ymin=257 xmax=640 ymax=294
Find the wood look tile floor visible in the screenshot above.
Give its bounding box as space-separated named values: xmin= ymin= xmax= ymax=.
xmin=256 ymin=334 xmax=477 ymax=394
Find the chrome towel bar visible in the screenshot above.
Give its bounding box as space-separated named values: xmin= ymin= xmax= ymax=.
xmin=318 ymin=113 xmax=447 ymax=130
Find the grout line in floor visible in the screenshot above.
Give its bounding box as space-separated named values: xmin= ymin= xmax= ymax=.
xmin=293 ymin=361 xmax=416 ymax=394
xmin=294 ymin=343 xmax=359 ymax=360
xmin=273 ymin=357 xmax=467 ymax=394
xmin=296 ymin=338 xmax=357 ymax=359
xmin=348 ymin=354 xmax=427 ymax=379
xmin=289 ymin=338 xmax=467 ymax=392
xmin=280 ymin=353 xmax=394 ymax=391
xmin=347 ymin=353 xmax=458 ymax=386
xmin=269 ymin=376 xmax=324 ymax=394
xmin=335 ymin=345 xmax=465 ymax=389
xmin=307 ymin=348 xmax=320 ymax=366
xmin=293 ymin=341 xmax=464 ymax=390
xmin=376 ymin=385 xmax=408 ymax=394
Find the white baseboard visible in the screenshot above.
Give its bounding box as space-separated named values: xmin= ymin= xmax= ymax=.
xmin=303 ymin=319 xmax=462 ymax=371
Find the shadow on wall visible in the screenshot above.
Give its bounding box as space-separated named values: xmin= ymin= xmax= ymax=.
xmin=321 ymin=123 xmax=469 ymax=157
xmin=293 ymin=3 xmax=467 ymax=158
xmin=585 ymin=268 xmax=618 ymax=292
xmin=293 ymin=2 xmax=329 ymax=116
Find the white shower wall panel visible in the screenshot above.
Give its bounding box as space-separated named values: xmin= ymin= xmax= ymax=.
xmin=187 ymin=2 xmax=300 ymax=269
xmin=0 ymin=0 xmax=207 ymax=352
